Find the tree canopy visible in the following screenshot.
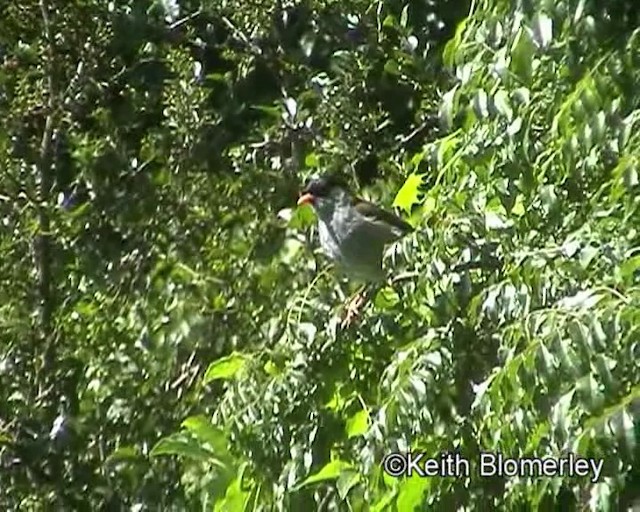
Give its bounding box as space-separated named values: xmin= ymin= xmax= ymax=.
xmin=1 ymin=0 xmax=639 ymax=509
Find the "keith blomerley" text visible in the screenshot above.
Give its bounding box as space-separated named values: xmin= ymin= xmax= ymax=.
xmin=382 ymin=452 xmax=603 ymax=483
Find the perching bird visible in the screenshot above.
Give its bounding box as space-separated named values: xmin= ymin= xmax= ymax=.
xmin=297 ymin=173 xmax=413 ymax=325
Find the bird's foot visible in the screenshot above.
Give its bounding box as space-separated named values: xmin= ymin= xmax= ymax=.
xmin=340 ymin=291 xmax=368 ymax=329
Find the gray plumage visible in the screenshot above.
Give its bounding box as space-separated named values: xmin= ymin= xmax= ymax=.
xmin=299 ymin=174 xmax=413 ymax=282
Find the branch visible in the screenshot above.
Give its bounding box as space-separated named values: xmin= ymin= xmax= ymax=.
xmin=168 ymin=9 xmax=202 ymax=31
xmin=221 ymin=16 xmax=262 ymax=56
xmin=37 ymin=0 xmax=57 ymax=374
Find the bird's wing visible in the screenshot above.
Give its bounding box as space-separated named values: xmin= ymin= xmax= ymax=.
xmin=352 ymin=196 xmax=413 ymax=242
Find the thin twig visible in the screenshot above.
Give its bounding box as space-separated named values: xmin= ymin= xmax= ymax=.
xmin=221 ymin=16 xmax=262 ymax=55
xmin=168 ymin=9 xmax=202 ymax=31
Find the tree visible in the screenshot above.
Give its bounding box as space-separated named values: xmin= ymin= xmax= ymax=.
xmin=1 ymin=0 xmax=639 ymax=509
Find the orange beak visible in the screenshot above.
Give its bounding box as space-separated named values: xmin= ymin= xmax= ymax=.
xmin=297 ymin=192 xmax=314 ymax=206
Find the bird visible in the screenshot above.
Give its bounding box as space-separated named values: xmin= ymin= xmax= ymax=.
xmin=297 ymin=173 xmax=413 ymax=326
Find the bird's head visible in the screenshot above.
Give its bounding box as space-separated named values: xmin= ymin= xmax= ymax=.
xmin=297 ymin=174 xmax=351 ymax=215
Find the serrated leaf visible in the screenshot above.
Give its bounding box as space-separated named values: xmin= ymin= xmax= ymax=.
xmin=512 ymin=87 xmax=531 ymax=105
xmin=382 ymin=15 xmax=396 ymax=28
xmin=624 ymin=165 xmax=639 ymax=189
xmin=471 ymin=372 xmax=497 ymax=411
xmin=251 ymin=105 xmax=281 ymax=117
xmin=507 ymin=117 xmax=523 ymax=137
xmin=589 ymin=481 xmax=612 ymax=512
xmin=619 ymin=410 xmax=636 ymax=453
xmin=593 ymin=354 xmax=615 ymax=392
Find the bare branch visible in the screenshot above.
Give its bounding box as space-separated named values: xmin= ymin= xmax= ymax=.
xmin=168 ymin=9 xmax=202 ymax=31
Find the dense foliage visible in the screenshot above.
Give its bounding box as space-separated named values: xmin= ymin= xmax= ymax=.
xmin=1 ymin=0 xmax=639 ymax=509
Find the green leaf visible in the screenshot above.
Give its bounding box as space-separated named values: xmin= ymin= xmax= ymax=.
xmin=374 ymin=287 xmax=400 ymax=309
xmin=305 ymin=152 xmax=319 ymax=167
xmin=384 ymin=59 xmax=400 ymax=76
xmin=532 ymin=12 xmax=553 ymax=49
xmin=203 ymin=352 xmax=248 ymax=383
xmin=400 ymin=5 xmax=409 ymax=29
xmin=150 ymin=434 xmax=212 ymax=460
xmin=618 ymin=254 xmax=640 ymax=282
xmin=557 ymin=290 xmax=603 ymax=310
xmin=393 ymin=173 xmax=423 ymax=213
xmin=510 ymin=27 xmax=535 ymax=84
xmin=105 ymin=445 xmax=140 ymax=463
xmin=294 ymin=460 xmax=353 ymax=490
xmin=264 ymin=360 xmax=280 ymax=376
xmin=181 ymin=416 xmax=229 ymax=454
xmin=512 ymin=194 xmax=525 ymax=216
xmin=443 ymin=18 xmax=468 ymax=67
xmin=472 ymin=89 xmax=489 ymax=118
xmin=251 ymin=105 xmax=280 ymax=117
xmin=372 ymin=491 xmax=397 ymax=512
xmin=397 ymin=473 xmax=432 ymax=511
xmin=346 ymin=409 xmax=370 ymax=438
xmin=214 ymin=476 xmax=251 ymax=512
xmin=439 ymin=86 xmax=459 ymax=129
xmin=382 ymin=15 xmax=397 ymax=28
xmin=289 ymin=203 xmax=317 ymax=229
xmin=336 ymin=470 xmax=361 ymax=500
xmin=493 ymin=89 xmax=513 ymax=119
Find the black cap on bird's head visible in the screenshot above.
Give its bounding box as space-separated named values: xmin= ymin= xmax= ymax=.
xmin=297 ymin=173 xmax=350 ymax=206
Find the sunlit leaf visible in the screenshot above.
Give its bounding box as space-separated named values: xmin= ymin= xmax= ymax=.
xmin=397 ymin=474 xmax=431 ymax=511
xmin=336 ymin=470 xmax=361 ymax=500
xmin=294 ymin=460 xmax=353 ymax=490
xmin=203 ymin=352 xmax=248 ymax=383
xmin=150 ymin=434 xmax=213 ymax=461
xmin=532 ymin=12 xmax=553 ymax=49
xmin=393 ymin=173 xmax=424 ymax=213
xmin=346 ymin=409 xmax=370 ymax=438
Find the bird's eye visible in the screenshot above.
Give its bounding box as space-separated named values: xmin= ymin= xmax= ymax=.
xmin=306 ymin=178 xmax=327 ymax=197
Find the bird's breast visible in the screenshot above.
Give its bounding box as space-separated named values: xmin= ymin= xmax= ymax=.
xmin=317 ymin=219 xmax=343 ymax=261
xmin=317 ymin=215 xmax=386 ymax=282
